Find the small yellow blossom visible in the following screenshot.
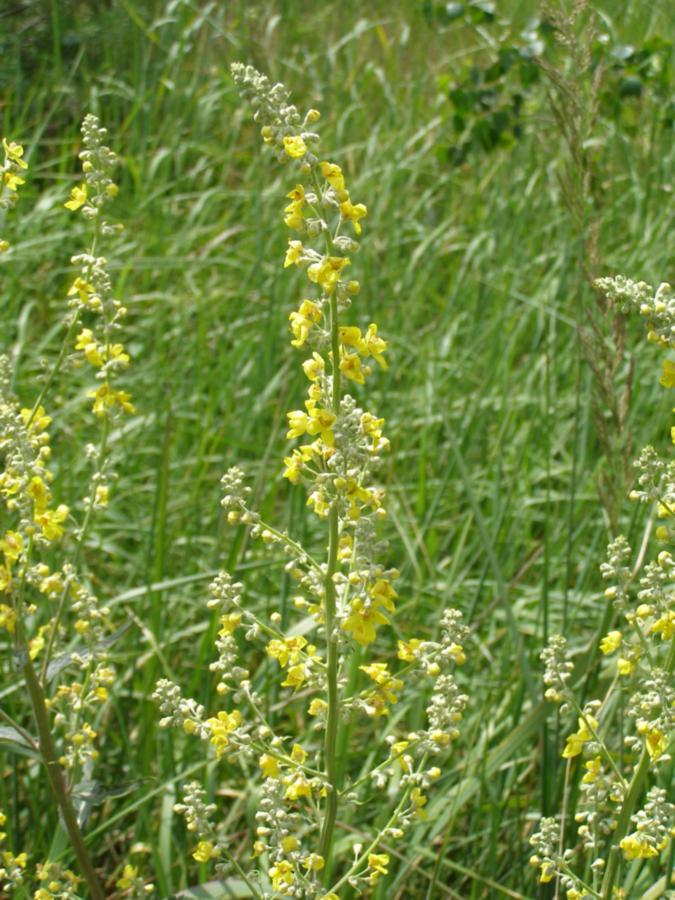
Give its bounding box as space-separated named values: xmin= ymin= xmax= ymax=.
xmin=284 ymin=773 xmax=312 ymax=801
xmin=35 ymin=504 xmax=69 ymax=541
xmin=283 ymin=135 xmax=307 ymax=159
xmin=599 ymin=630 xmax=622 ymax=655
xmin=0 ymin=530 xmax=23 ymax=562
xmin=581 ymin=756 xmax=602 ymax=784
xmin=290 ymin=743 xmax=308 ymax=764
xmin=3 ymin=170 xmax=25 ymax=191
xmin=307 ymin=255 xmax=350 ymax=293
xmin=302 ymin=853 xmax=325 ymax=872
xmin=64 ymin=184 xmax=87 ymax=210
xmin=193 ymin=840 xmax=219 ymax=863
xmin=302 ymin=352 xmax=325 ymax=381
xmin=617 ymin=656 xmax=635 ymax=676
xmin=281 ymin=663 xmax=307 ymax=689
xmin=620 ymin=833 xmax=660 ymax=860
xmin=659 ymin=358 xmax=675 ymax=388
xmin=269 ymin=859 xmax=295 ymax=892
xmin=340 ymin=198 xmax=367 ymax=234
xmin=339 ymin=350 xmax=367 ymax=384
xmin=363 ymin=323 xmax=388 ymax=368
xmin=319 ymin=161 xmax=345 ymax=193
xmin=206 ymin=709 xmax=242 ymax=757
xmin=89 ymin=383 xmax=135 ymax=416
xmin=266 ymin=635 xmax=308 ymax=667
xmin=284 ymin=240 xmax=305 ymax=268
xmin=645 ymin=728 xmax=666 ymax=760
xmin=398 ymin=638 xmax=422 ymax=661
xmin=562 ymin=715 xmax=598 ymax=759
xmin=368 ymin=852 xmax=389 ymax=884
xmin=0 ymin=603 xmax=15 ymax=632
xmin=343 ymin=598 xmax=388 ymax=646
xmin=21 ymin=405 xmax=51 ymax=432
xmin=308 ymin=698 xmax=328 ymax=716
xmin=259 ymin=753 xmax=280 ymax=778
xmin=3 ymin=139 xmax=28 ymax=169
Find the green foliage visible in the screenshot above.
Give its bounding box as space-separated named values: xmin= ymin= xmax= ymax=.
xmin=0 ymin=1 xmax=673 ymax=897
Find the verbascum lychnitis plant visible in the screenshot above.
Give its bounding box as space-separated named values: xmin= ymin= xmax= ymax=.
xmin=0 ymin=118 xmax=149 ymax=897
xmin=531 ymin=277 xmax=675 ymax=899
xmin=153 ymin=64 xmax=468 ymax=897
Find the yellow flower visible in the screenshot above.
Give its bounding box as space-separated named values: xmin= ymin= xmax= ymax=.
xmin=340 ymin=198 xmax=367 ymax=234
xmin=308 ymin=698 xmax=327 ymax=716
xmin=89 ymin=383 xmax=135 ymax=416
xmin=284 ymin=240 xmax=305 ymax=268
xmin=410 ymin=786 xmax=428 ymax=819
xmin=368 ymin=852 xmax=389 ymax=884
xmin=193 ymin=840 xmax=219 ymax=863
xmin=281 ymin=835 xmax=299 ymax=853
xmin=116 ymin=864 xmax=139 ymax=890
xmin=0 ymin=603 xmax=16 ymax=633
xmin=660 ymin=358 xmax=675 ymax=388
xmin=259 ymin=753 xmax=280 ymax=778
xmin=398 ymin=638 xmax=422 ymax=662
xmin=339 ymin=351 xmax=367 ymax=384
xmin=363 ymin=323 xmax=388 ymax=369
xmin=284 ymin=773 xmax=312 ymax=801
xmin=218 ymin=612 xmax=241 ymax=635
xmin=269 ymin=859 xmax=295 ymax=892
xmin=302 ymin=352 xmax=325 ymax=381
xmin=289 ymin=299 xmax=322 ymax=347
xmin=290 ymin=743 xmax=308 ymax=764
xmin=266 ymin=635 xmax=308 ymax=667
xmin=307 ymin=256 xmax=350 ymax=293
xmin=319 ymin=161 xmax=345 ymax=193
xmin=284 ymin=185 xmax=306 ymax=230
xmin=0 ymin=240 xmax=9 ymax=252
xmin=645 ymin=728 xmax=666 ymax=760
xmin=599 ymin=630 xmax=622 ymax=655
xmin=64 ymin=184 xmax=87 ymax=210
xmin=75 ymin=329 xmax=103 ymax=367
xmin=302 ymin=853 xmax=325 ymax=872
xmin=3 ymin=170 xmax=25 ymax=191
xmin=617 ymin=656 xmax=635 ymax=676
xmin=281 ymin=663 xmax=307 ymax=689
xmin=27 ymin=475 xmax=50 ymax=513
xmin=338 ymin=325 xmax=365 ymax=351
xmin=0 ymin=531 xmax=23 ymax=563
xmin=581 ymin=756 xmax=602 ymax=784
xmin=342 ymin=598 xmax=388 ymax=646
xmin=67 ymin=277 xmax=98 ymax=308
xmin=370 ymin=578 xmax=398 ymax=612
xmin=620 ymin=833 xmax=659 ymax=860
xmin=562 ymin=715 xmax=598 ymax=759
xmin=651 ymin=611 xmax=675 ymax=639
xmin=35 ymin=504 xmax=69 ymax=541
xmin=283 ymin=135 xmax=308 ymax=158
xmin=205 ymin=709 xmax=242 ymax=757
xmin=3 ymin=139 xmax=28 ymax=169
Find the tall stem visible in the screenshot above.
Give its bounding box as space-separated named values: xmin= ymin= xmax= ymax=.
xmin=318 ymin=289 xmax=342 ymax=872
xmin=23 ymin=655 xmax=105 ymax=900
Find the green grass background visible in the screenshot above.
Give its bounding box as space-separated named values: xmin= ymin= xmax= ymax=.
xmin=1 ymin=0 xmax=673 ymax=896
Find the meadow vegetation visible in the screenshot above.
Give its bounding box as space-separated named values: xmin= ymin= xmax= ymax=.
xmin=0 ymin=1 xmax=673 ymax=897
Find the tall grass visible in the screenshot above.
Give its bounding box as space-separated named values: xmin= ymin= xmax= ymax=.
xmin=1 ymin=0 xmax=672 ymax=896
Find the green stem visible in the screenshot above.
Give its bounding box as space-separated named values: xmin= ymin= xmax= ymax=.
xmin=23 ymin=654 xmax=105 ymax=899
xmin=600 ymin=748 xmax=649 ymax=900
xmin=318 ymin=286 xmax=342 ymax=874
xmin=601 ymin=638 xmax=675 ymax=899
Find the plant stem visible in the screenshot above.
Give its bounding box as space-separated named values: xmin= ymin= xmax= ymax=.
xmin=23 ymin=654 xmax=105 ymax=900
xmin=318 ymin=286 xmax=342 ymax=874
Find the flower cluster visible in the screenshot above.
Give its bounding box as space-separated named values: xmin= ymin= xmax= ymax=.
xmin=152 ymin=63 xmax=468 ymax=898
xmin=0 ymin=137 xmax=28 ymax=252
xmin=531 ymin=272 xmax=675 ymax=898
